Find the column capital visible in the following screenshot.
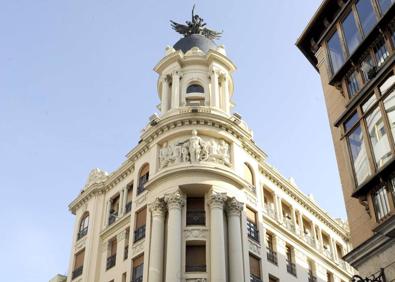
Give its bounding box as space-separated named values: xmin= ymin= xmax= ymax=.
xmin=208 ymin=192 xmax=227 ymax=209
xmin=149 ymin=198 xmax=166 ymax=217
xmin=164 ymin=190 xmax=185 ymax=210
xmin=226 ymin=197 xmax=244 ymax=216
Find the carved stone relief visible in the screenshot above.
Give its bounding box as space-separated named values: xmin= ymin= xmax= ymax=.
xmin=184 ymin=227 xmax=208 ymax=240
xmin=84 ymin=168 xmax=108 ymax=188
xmin=132 ymin=239 xmax=145 ymax=256
xmin=159 ymin=130 xmax=231 ymax=169
xmin=248 ymin=240 xmax=261 ymax=255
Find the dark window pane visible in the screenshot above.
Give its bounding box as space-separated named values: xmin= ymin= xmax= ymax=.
xmin=361 ymin=55 xmax=375 ymax=82
xmin=347 ymin=71 xmax=360 ymax=97
xmin=348 ymin=125 xmax=371 ymax=184
xmin=373 ymin=37 xmax=389 ymax=67
xmin=378 ymin=0 xmax=394 ymax=14
xmin=187 ymin=84 xmax=204 ymax=93
xmin=345 ymin=112 xmax=359 ymax=131
xmin=342 ymin=11 xmax=362 ymax=54
xmin=373 ymin=186 xmax=390 ymax=220
xmin=356 ymin=0 xmax=377 ymax=35
xmin=328 ymin=31 xmax=345 ymax=74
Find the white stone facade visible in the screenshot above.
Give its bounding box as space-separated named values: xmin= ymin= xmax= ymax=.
xmin=66 ymin=41 xmax=355 ymax=282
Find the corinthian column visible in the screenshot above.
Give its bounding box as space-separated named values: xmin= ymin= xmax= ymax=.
xmin=208 ymin=192 xmax=227 ymax=282
xmin=164 ymin=190 xmax=185 ymax=282
xmin=227 ymin=197 xmax=244 ymax=282
xmin=149 ymin=198 xmax=166 ymax=282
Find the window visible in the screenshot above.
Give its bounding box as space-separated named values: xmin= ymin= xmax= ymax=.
xmin=186 ymin=197 xmax=205 ymax=225
xmin=72 ymin=249 xmax=84 ymax=280
xmin=356 ymin=0 xmax=377 ymax=35
xmin=246 ymin=207 xmax=259 ymax=242
xmin=249 ymin=254 xmax=262 ymax=282
xmin=125 ymin=183 xmax=133 ymax=213
xmin=268 ymin=275 xmax=279 ymax=282
xmin=122 ymin=273 xmax=126 ymax=282
xmin=137 ymin=164 xmax=149 ymax=195
xmin=361 ymin=54 xmax=375 ymax=82
xmin=185 ymin=244 xmax=206 ymax=272
xmin=106 ymin=237 xmax=117 ymax=270
xmin=266 ymin=232 xmax=277 ymax=265
xmin=243 ymin=163 xmax=254 ymax=185
xmin=186 ymin=84 xmax=204 ymax=93
xmin=132 ymin=254 xmax=144 ymax=282
xmin=347 ymin=70 xmax=360 ymax=98
xmin=109 ymin=195 xmax=120 ymax=225
xmin=77 ymin=212 xmax=89 ymax=240
xmin=124 ymin=228 xmax=130 ymax=260
xmin=134 ymin=207 xmax=147 ymax=242
xmin=342 ymin=10 xmax=362 ymax=54
xmin=286 ymin=244 xmax=297 ymax=276
xmin=327 ymin=271 xmax=334 ymax=282
xmin=378 ymin=0 xmax=394 ymax=14
xmin=373 ymin=186 xmax=391 ymax=220
xmin=308 ymin=259 xmax=317 ymax=282
xmin=373 ymin=37 xmax=389 ymax=67
xmin=328 ymin=31 xmax=345 ymax=74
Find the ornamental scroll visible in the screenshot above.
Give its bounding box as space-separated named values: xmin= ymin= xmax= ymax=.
xmin=159 ymin=130 xmax=231 ymax=169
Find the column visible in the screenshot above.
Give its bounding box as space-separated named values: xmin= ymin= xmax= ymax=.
xmin=161 ymin=77 xmax=169 ymax=113
xmin=330 ymin=238 xmax=337 ymax=261
xmin=222 ymin=74 xmax=230 ymax=113
xmin=104 ymin=200 xmax=111 ymax=226
xmin=149 ymin=198 xmax=166 ymax=282
xmin=291 ymin=207 xmax=297 ymax=229
xmin=164 ymin=190 xmax=185 ymax=282
xmin=122 ymin=187 xmax=128 ymax=214
xmin=312 ymin=223 xmax=318 ymax=248
xmin=171 ymin=71 xmax=180 ymax=109
xmin=275 ymin=196 xmax=283 ymax=222
xmin=119 ymin=189 xmax=124 ymax=216
xmin=317 ymin=227 xmax=324 ymax=249
xmin=210 ymin=69 xmax=220 ymax=108
xmin=208 ymin=192 xmax=227 ymax=282
xmin=227 ymin=197 xmax=244 ymax=282
xmin=298 ymin=212 xmax=304 ymax=234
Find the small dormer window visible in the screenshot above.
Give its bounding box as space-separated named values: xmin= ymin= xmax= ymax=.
xmin=187 ymin=84 xmax=204 ymax=94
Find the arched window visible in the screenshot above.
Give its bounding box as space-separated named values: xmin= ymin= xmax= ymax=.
xmin=187 ymin=84 xmax=204 ymax=94
xmin=78 ymin=212 xmax=89 ymax=240
xmin=243 ymin=163 xmax=254 ymax=185
xmin=137 ymin=163 xmax=149 ymax=195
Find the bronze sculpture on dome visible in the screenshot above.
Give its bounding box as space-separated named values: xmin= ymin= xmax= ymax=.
xmin=170 ymin=5 xmax=222 ymax=40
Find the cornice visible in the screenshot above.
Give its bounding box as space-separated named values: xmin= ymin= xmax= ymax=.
xmin=259 ymin=162 xmax=350 ymax=240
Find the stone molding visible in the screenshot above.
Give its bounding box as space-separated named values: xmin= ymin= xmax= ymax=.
xmin=132 ymin=239 xmax=145 ymax=256
xmin=208 ymin=192 xmax=227 ymax=209
xmin=149 ymin=198 xmax=166 ymax=217
xmin=226 ymin=197 xmax=244 ymax=216
xmin=164 ymin=190 xmax=186 ymax=210
xmin=248 ymin=239 xmax=261 ymax=255
xmin=184 ymin=227 xmax=208 ymax=241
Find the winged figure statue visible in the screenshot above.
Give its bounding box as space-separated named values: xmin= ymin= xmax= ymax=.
xmin=170 ymin=5 xmax=222 ymax=40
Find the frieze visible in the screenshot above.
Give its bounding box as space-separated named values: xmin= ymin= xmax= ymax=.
xmin=248 ymin=239 xmax=261 ymax=255
xmin=132 ymin=239 xmax=145 ymax=256
xmin=184 ymin=227 xmax=208 ymax=240
xmin=74 ymin=237 xmax=87 ymax=252
xmin=159 ymin=129 xmax=231 ymax=169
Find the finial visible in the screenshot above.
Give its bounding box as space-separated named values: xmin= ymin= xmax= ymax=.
xmin=170 ymin=5 xmax=222 ymax=40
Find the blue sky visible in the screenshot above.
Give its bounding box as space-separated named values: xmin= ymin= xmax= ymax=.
xmin=0 ymin=0 xmax=344 ymax=281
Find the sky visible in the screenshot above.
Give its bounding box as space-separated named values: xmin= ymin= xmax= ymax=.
xmin=0 ymin=0 xmax=345 ymax=281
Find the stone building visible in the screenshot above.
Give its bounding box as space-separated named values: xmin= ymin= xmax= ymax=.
xmin=297 ymin=0 xmax=395 ymax=281
xmin=66 ymin=11 xmax=355 ymax=282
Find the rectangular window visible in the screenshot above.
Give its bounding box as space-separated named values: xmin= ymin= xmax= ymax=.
xmin=286 ymin=245 xmax=297 ymax=276
xmin=347 ymin=70 xmax=360 ymax=97
xmin=246 ymin=207 xmax=259 ymax=242
xmin=378 ymin=0 xmax=394 ymax=14
xmin=185 ymin=245 xmax=206 ymax=272
xmin=373 ymin=37 xmax=389 ymax=67
xmin=134 ymin=207 xmax=147 ymax=242
xmin=106 ymin=238 xmax=117 ymax=270
xmin=383 ymin=89 xmax=395 ymax=144
xmin=109 ymin=195 xmax=120 ymax=225
xmin=72 ymin=249 xmax=85 ymax=279
xmin=125 ymin=183 xmax=133 ymax=213
xmin=269 ymin=275 xmax=279 ymax=282
xmin=308 ymin=259 xmax=316 ymax=282
xmin=327 ymin=271 xmax=334 ymax=282
xmin=373 ymin=186 xmax=391 ymax=221
xmin=186 ymin=197 xmax=205 ymax=225
xmin=328 ymin=31 xmax=345 ymax=74
xmin=361 ymin=55 xmax=375 ymax=82
xmin=347 ymin=121 xmax=371 ymax=184
xmin=122 ymin=273 xmax=126 ymax=282
xmin=342 ymin=10 xmax=362 ymax=54
xmin=132 ymin=254 xmax=144 ymax=282
xmin=356 ymin=0 xmax=377 ymax=35
xmin=266 ymin=232 xmax=277 ymax=265
xmin=124 ymin=228 xmax=129 ymax=260
xmin=249 ymin=254 xmax=261 ymax=281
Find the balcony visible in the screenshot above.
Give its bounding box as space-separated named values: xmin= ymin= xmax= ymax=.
xmin=124 ymin=245 xmax=129 ymax=260
xmin=323 ymin=247 xmax=333 ymax=259
xmin=131 ymin=277 xmax=143 ymax=282
xmin=137 ymin=183 xmax=145 ymax=195
xmin=302 ymin=233 xmax=316 ymax=248
xmin=186 ymin=210 xmax=205 ymax=225
xmin=247 ymin=221 xmax=259 ymax=242
xmin=185 ymin=264 xmax=207 ymax=272
xmin=125 ymin=202 xmax=132 ymax=213
xmin=108 ymin=212 xmax=118 ymax=226
xmin=263 ymin=204 xmax=276 ymax=220
xmin=266 ymin=248 xmax=278 ymax=265
xmin=106 ymin=254 xmax=116 ymax=270
xmin=250 ymin=274 xmax=262 ymax=282
xmin=286 ymin=261 xmax=297 ymax=276
xmin=308 ymin=272 xmax=317 ymax=282
xmin=134 ymin=225 xmax=146 ymax=242
xmin=283 ymin=218 xmax=296 ymax=234
xmin=77 ymin=227 xmax=88 ymax=240
xmin=71 ymin=266 xmax=83 ymax=280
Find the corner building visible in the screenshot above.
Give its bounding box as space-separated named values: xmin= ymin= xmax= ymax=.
xmin=297 ymin=0 xmax=395 ymax=280
xmin=66 ymin=15 xmax=355 ymax=282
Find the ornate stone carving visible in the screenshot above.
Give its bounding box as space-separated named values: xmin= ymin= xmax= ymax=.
xmin=159 ymin=130 xmax=231 ymax=169
xmin=227 ymin=197 xmax=244 ymax=216
xmin=117 ymin=229 xmax=127 ymax=241
xmin=84 ymin=168 xmax=108 ymax=188
xmin=208 ymin=192 xmax=227 ymax=209
xmin=248 ymin=239 xmax=261 ymax=255
xmin=149 ymin=198 xmax=166 ymax=217
xmin=184 ymin=227 xmax=208 ymax=240
xmin=164 ymin=190 xmax=186 ymax=210
xmin=132 ymin=239 xmax=145 ymax=255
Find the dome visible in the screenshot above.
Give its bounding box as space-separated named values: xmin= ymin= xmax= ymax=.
xmin=173 ymin=34 xmax=217 ymax=53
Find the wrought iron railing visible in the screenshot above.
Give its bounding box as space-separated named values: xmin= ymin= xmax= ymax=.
xmin=108 ymin=212 xmax=118 ymax=225
xmin=266 ymin=248 xmax=278 ymax=265
xmin=77 ymin=227 xmax=88 ymax=240
xmin=71 ymin=266 xmax=83 ymax=279
xmin=247 ymin=221 xmax=259 ymax=242
xmin=106 ymin=254 xmax=116 ymax=270
xmin=250 ymin=274 xmax=262 ymax=282
xmin=286 ymin=260 xmax=297 ymax=276
xmin=131 ymin=276 xmax=143 ymax=282
xmin=186 ymin=210 xmax=205 ymax=225
xmin=134 ymin=225 xmax=146 ymax=242
xmin=308 ymin=271 xmax=317 ymax=282
xmin=185 ymin=264 xmax=207 ymax=272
